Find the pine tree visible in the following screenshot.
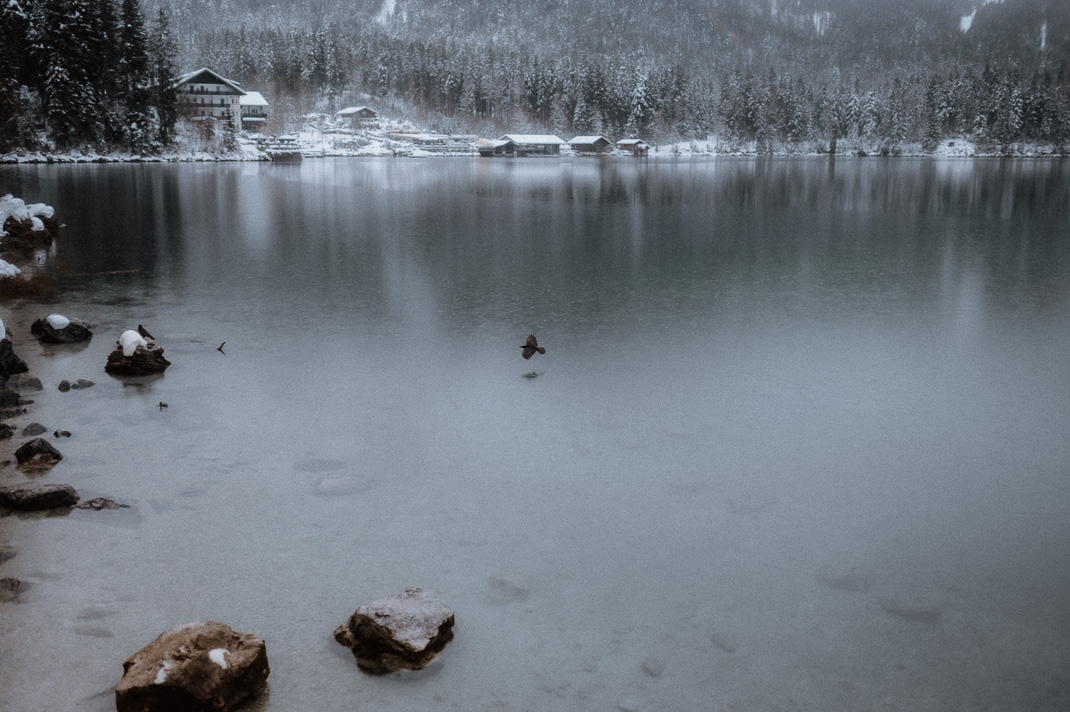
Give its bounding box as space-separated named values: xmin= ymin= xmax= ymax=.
xmin=147 ymin=8 xmax=178 ymax=145
xmin=29 ymin=0 xmax=104 ymax=148
xmin=0 ymin=0 xmax=30 ymax=150
xmin=119 ymin=0 xmax=152 ymax=151
xmin=626 ymin=68 xmax=653 ymax=138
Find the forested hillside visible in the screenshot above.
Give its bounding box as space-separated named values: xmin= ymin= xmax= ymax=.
xmin=4 ymin=0 xmax=1070 ymax=152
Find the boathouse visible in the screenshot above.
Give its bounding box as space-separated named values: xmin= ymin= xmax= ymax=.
xmin=499 ymin=134 xmax=565 ymax=156
xmin=616 ymin=138 xmax=649 ymax=156
xmin=568 ymin=136 xmax=613 ymax=155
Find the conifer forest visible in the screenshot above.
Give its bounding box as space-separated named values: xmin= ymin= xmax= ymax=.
xmin=3 ymin=0 xmax=1070 ymax=153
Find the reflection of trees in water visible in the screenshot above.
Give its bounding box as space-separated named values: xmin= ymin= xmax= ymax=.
xmin=424 ymin=159 xmax=1070 ymax=329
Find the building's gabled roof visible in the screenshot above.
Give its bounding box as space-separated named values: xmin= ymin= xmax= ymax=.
xmin=337 ymin=106 xmax=378 ymax=116
xmin=617 ymin=138 xmax=649 ymax=146
xmin=172 ymin=67 xmax=245 ymax=94
xmin=239 ymin=91 xmax=268 ymax=107
xmin=500 ymin=134 xmax=565 ymax=144
xmin=568 ymin=136 xmax=611 ymax=145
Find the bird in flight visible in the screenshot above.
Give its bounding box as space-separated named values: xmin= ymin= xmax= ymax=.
xmin=521 ymin=334 xmax=546 ymax=360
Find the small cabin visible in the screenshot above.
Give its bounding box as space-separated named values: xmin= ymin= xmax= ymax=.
xmin=239 ymin=91 xmax=269 ymax=132
xmin=568 ymin=136 xmax=612 ymax=155
xmin=616 ymin=138 xmax=649 ymax=156
xmin=477 ymin=139 xmax=517 ymax=157
xmin=337 ymin=106 xmax=379 ymax=128
xmin=499 ymin=134 xmax=565 ymax=156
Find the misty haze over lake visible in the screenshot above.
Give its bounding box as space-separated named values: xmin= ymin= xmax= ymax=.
xmin=1 ymin=157 xmax=1069 ymax=711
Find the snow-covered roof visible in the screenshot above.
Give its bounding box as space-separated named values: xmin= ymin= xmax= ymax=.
xmin=239 ymin=91 xmax=268 ymax=107
xmin=337 ymin=106 xmax=378 ymax=116
xmin=568 ymin=136 xmax=611 ymax=144
xmin=617 ymin=139 xmax=649 ymax=146
xmin=501 ymin=134 xmax=565 ymax=144
xmin=172 ymin=67 xmax=245 ymax=94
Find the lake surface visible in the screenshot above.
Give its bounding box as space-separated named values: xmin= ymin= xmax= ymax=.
xmin=1 ymin=156 xmax=1069 ymax=711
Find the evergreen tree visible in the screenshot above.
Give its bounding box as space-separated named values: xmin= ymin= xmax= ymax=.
xmin=626 ymin=68 xmax=654 ymax=138
xmin=120 ymin=0 xmax=152 ymax=151
xmin=0 ymin=1 xmax=30 ymax=150
xmin=29 ymin=0 xmax=104 ymax=148
xmin=148 ymin=8 xmax=178 ymax=145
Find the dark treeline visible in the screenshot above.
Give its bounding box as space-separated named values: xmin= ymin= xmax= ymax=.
xmin=0 ymin=0 xmax=179 ymax=152
xmin=193 ymin=22 xmax=1070 ymax=152
xmin=4 ymin=0 xmax=1070 ymax=152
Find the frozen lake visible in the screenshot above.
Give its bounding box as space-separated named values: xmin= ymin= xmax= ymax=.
xmin=1 ymin=156 xmax=1069 ymax=711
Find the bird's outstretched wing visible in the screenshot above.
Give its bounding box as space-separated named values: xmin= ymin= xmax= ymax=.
xmin=521 ymin=334 xmax=545 ymax=359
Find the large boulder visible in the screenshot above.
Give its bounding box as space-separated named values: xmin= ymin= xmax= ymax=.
xmin=0 ymin=483 xmax=79 ymax=511
xmin=15 ymin=437 xmax=62 ymax=468
xmin=105 ymin=331 xmax=171 ymax=376
xmin=334 ymin=587 xmax=455 ymax=675
xmin=115 ymin=621 xmax=270 ymax=712
xmin=31 ymin=314 xmax=93 ymax=343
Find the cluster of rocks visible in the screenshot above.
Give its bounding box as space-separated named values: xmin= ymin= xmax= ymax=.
xmin=111 ymin=589 xmax=455 ymax=711
xmin=0 ymin=315 xmax=143 ymax=608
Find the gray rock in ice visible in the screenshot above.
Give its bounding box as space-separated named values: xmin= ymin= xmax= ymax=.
xmin=115 ymin=621 xmax=270 ymax=712
xmin=15 ymin=437 xmax=62 ymax=468
xmin=21 ymin=422 xmax=47 ymax=437
xmin=879 ymin=596 xmax=944 ymax=623
xmin=486 ymin=576 xmax=530 ymax=605
xmin=31 ymin=316 xmax=93 ymax=344
xmin=334 ymin=587 xmax=455 ymax=675
xmin=641 ymin=657 xmax=665 ymax=678
xmin=0 ymin=338 xmax=28 ymax=378
xmin=0 ymin=483 xmax=78 ymax=511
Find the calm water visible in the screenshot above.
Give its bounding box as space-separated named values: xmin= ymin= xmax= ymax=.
xmin=1 ymin=157 xmax=1069 ymax=711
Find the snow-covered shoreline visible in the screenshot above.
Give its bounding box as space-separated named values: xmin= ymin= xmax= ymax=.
xmin=3 ymin=137 xmax=1065 ymax=163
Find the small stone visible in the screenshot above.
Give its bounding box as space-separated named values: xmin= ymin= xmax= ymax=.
xmin=53 ymin=430 xmax=72 ymax=438
xmin=486 ymin=576 xmax=530 ymax=605
xmin=0 ymin=577 xmax=23 ymax=602
xmin=70 ymin=379 xmax=95 ymax=390
xmin=710 ymin=633 xmax=737 ymax=653
xmin=641 ymin=657 xmax=665 ymax=678
xmin=879 ymin=597 xmax=944 ymax=623
xmin=21 ymin=422 xmax=47 ymax=437
xmin=9 ymin=375 xmax=42 ymax=392
xmin=76 ymin=498 xmax=130 ymax=511
xmin=0 ymin=483 xmax=79 ymax=510
xmin=0 ymin=424 xmax=14 ymax=440
xmin=334 ymin=588 xmax=455 ymax=675
xmin=815 ymin=566 xmax=871 ymax=593
xmin=15 ymin=438 xmax=62 ymax=467
xmin=58 ymin=380 xmax=71 ymax=392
